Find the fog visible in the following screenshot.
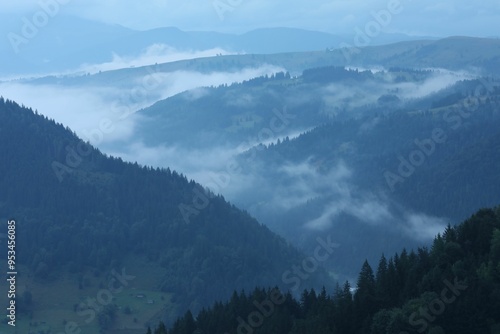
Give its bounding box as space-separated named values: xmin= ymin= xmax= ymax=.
xmin=320 ymin=69 xmax=473 ymax=116
xmin=0 ymin=63 xmax=284 ymax=145
xmin=107 ymin=136 xmax=448 ymax=243
xmin=77 ymin=44 xmax=238 ymax=74
xmin=0 ymin=60 xmax=459 ymax=246
xmin=105 ymin=68 xmax=458 ymax=244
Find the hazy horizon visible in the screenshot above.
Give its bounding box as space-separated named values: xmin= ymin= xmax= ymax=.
xmin=0 ymin=0 xmax=498 ymax=37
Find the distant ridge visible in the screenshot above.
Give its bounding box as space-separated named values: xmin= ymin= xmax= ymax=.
xmin=17 ymin=35 xmax=500 ymax=90
xmin=0 ymin=97 xmax=330 ymax=321
xmin=0 ymin=15 xmax=436 ymax=77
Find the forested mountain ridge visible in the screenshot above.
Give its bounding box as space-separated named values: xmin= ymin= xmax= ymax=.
xmin=131 ymin=65 xmax=500 ymax=283
xmin=4 ymin=18 xmax=423 ymax=77
xmin=3 ymin=37 xmax=500 ymax=333
xmin=136 ymin=67 xmax=437 ymax=149
xmin=234 ymin=76 xmax=500 ymax=280
xmin=0 ymin=97 xmax=331 ymax=330
xmin=149 ymin=206 xmax=500 ymax=334
xmin=248 ymin=77 xmax=500 ymax=219
xmin=18 ymin=36 xmax=500 ymax=89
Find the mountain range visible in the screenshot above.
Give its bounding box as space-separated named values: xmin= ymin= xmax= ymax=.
xmin=0 ymin=15 xmax=438 ymax=77
xmin=128 ymin=66 xmax=500 ymax=280
xmin=0 ymin=98 xmax=332 ymax=332
xmin=1 ymin=31 xmax=500 ymax=334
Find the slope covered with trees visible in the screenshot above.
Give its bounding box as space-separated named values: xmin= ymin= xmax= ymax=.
xmin=0 ymin=97 xmax=330 ymax=318
xmin=149 ymin=206 xmax=500 ymax=333
xmin=136 ymin=67 xmax=435 ymax=150
xmin=232 ymin=77 xmax=500 ymax=280
xmin=251 ymin=77 xmax=500 ymax=220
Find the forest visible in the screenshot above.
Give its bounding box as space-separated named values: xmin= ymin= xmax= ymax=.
xmin=148 ymin=207 xmax=500 ymax=333
xmin=2 ymin=60 xmax=500 ymax=334
xmin=0 ymin=97 xmax=329 ymax=320
xmin=1 ymin=5 xmax=500 ymax=332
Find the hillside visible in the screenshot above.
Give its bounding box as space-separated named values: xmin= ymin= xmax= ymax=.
xmin=16 ymin=36 xmax=500 ymax=85
xmin=1 ymin=2 xmax=499 ymax=334
xmin=136 ymin=67 xmax=435 ymax=149
xmin=0 ymin=98 xmax=331 ymax=333
xmin=0 ymin=13 xmax=436 ymax=77
xmin=232 ymin=76 xmax=500 ymax=276
xmin=150 ymin=205 xmax=500 ymax=333
xmin=123 ymin=68 xmax=500 ymax=282
xmin=248 ymin=77 xmax=500 ymax=220
xmin=2 ymin=35 xmax=500 ymax=333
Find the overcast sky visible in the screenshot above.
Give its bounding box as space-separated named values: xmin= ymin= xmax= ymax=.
xmin=0 ymin=0 xmax=498 ymax=36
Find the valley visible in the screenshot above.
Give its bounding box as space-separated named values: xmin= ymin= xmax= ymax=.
xmin=1 ymin=5 xmax=500 ymax=332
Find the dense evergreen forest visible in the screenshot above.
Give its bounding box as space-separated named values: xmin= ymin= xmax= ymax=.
xmin=244 ymin=77 xmax=500 ymax=221
xmin=228 ymin=76 xmax=500 ymax=279
xmin=2 ymin=32 xmax=500 ymax=334
xmin=137 ymin=66 xmax=437 ymax=149
xmin=2 ymin=64 xmax=500 ymax=333
xmin=149 ymin=206 xmax=500 ymax=334
xmin=0 ymin=98 xmax=330 ymax=315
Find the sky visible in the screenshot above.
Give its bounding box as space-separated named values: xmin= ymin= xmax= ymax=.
xmin=0 ymin=0 xmax=498 ymax=37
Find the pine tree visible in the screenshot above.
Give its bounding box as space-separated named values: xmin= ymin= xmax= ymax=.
xmin=354 ymin=260 xmax=376 ymax=332
xmin=335 ymin=281 xmax=354 ymax=334
xmin=375 ymin=254 xmax=390 ymax=308
xmin=154 ymin=322 xmax=168 ymax=334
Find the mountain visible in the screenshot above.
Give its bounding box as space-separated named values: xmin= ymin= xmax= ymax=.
xmin=0 ymin=14 xmax=435 ymax=77
xmin=1 ymin=16 xmax=132 ymax=78
xmin=19 ymin=34 xmax=500 ymax=149
xmin=124 ymin=66 xmax=500 ymax=282
xmin=0 ymin=98 xmax=331 ymax=333
xmin=244 ymin=76 xmax=500 ymax=221
xmin=2 ymin=37 xmax=500 ymax=332
xmin=235 ymin=75 xmax=500 ymax=277
xmin=10 ymin=36 xmax=500 ymax=98
xmin=349 ymin=36 xmax=500 ymax=75
xmin=151 ymin=205 xmax=500 ymax=334
xmin=233 ymin=27 xmax=346 ymax=53
xmin=12 ymin=63 xmax=496 ymax=286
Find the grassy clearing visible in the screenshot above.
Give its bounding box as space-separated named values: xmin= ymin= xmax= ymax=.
xmin=0 ymin=256 xmax=174 ymax=334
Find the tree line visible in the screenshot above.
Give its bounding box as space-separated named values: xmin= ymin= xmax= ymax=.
xmin=149 ymin=207 xmax=500 ymax=333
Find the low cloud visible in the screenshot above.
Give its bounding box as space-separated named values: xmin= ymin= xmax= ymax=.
xmin=78 ymin=44 xmax=238 ymax=74
xmin=0 ymin=82 xmax=139 ymax=143
xmin=319 ymin=69 xmax=476 ymax=118
xmin=395 ymin=69 xmax=475 ymax=99
xmin=0 ymin=64 xmax=284 ymax=145
xmin=304 ymin=197 xmax=393 ymax=231
xmin=403 ymin=213 xmax=448 ymax=241
xmin=126 ymin=145 xmax=447 ymax=243
xmin=106 ymin=141 xmax=240 ymax=178
xmin=1 ymin=59 xmax=456 ymax=246
xmin=239 ymin=157 xmax=446 ymax=243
